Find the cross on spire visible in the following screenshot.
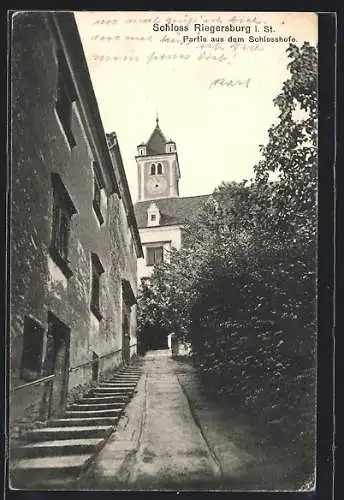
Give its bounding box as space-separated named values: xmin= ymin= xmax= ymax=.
xmin=156 ymin=110 xmax=159 ymax=127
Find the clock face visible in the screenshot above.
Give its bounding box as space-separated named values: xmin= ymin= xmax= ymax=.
xmin=147 ymin=176 xmax=168 ymax=195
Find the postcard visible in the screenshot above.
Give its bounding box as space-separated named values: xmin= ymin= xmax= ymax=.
xmin=9 ymin=10 xmax=321 ymax=492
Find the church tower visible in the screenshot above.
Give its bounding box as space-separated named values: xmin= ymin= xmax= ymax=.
xmin=135 ymin=118 xmax=181 ymax=201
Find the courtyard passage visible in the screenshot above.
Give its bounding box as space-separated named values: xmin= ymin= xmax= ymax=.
xmin=80 ymin=350 xmax=303 ymax=491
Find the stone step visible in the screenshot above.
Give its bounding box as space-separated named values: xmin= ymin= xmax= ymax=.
xmin=95 ymin=382 xmax=137 ymax=390
xmin=96 ymin=383 xmax=135 ymax=388
xmin=11 ymin=454 xmax=93 ymax=488
xmin=105 ymin=378 xmax=140 ymax=383
xmin=12 ymin=437 xmax=104 ymax=459
xmin=10 ymin=364 xmax=142 ymax=488
xmin=91 ymin=387 xmax=133 ymax=394
xmin=68 ymin=402 xmax=126 ymax=411
xmin=117 ymin=369 xmax=142 ymax=374
xmin=112 ymin=372 xmax=141 ymax=376
xmin=79 ymin=395 xmax=129 ymax=404
xmin=25 ymin=425 xmax=113 ymax=441
xmin=118 ymin=366 xmax=142 ymax=370
xmin=86 ymin=392 xmax=132 ymax=399
xmin=97 ymin=386 xmax=136 ymax=392
xmin=64 ymin=408 xmax=123 ymax=418
xmin=103 ymin=380 xmax=139 ymax=385
xmin=49 ymin=417 xmax=119 ymax=427
xmin=117 ymin=372 xmax=142 ymax=376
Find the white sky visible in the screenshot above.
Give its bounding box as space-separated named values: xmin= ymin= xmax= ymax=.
xmin=74 ymin=11 xmax=317 ymax=202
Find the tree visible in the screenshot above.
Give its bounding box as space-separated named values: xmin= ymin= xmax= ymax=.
xmin=137 ymin=43 xmax=317 ymax=475
xmin=254 ymin=42 xmax=317 ymax=243
xmin=137 ymin=181 xmax=260 ymax=344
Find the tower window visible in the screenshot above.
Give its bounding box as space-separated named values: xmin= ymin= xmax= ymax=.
xmin=150 ymin=164 xmax=156 ymax=175
xmin=151 ymin=214 xmax=156 ymax=221
xmin=147 ymin=246 xmax=164 ymax=267
xmin=90 ymin=253 xmax=105 ymax=321
xmin=50 ymin=173 xmax=77 ymax=279
xmin=55 ymin=51 xmax=76 ymax=148
xmin=157 ymin=163 xmax=163 ymax=175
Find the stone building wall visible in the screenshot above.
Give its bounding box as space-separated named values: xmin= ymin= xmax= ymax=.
xmin=10 ymin=12 xmax=141 ymax=432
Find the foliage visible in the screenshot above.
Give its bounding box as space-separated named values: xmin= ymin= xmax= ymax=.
xmin=137 ymin=43 xmax=317 ymax=467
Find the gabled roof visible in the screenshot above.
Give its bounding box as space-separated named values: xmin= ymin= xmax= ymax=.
xmin=145 ymin=119 xmax=168 ymax=155
xmin=134 ymin=195 xmax=211 ymax=229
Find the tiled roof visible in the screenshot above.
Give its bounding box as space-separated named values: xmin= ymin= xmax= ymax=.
xmin=146 ymin=123 xmax=168 ymax=155
xmin=134 ymin=195 xmax=211 ymax=229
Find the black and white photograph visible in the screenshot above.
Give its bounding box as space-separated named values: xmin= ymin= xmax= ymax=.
xmin=9 ymin=10 xmax=319 ymax=491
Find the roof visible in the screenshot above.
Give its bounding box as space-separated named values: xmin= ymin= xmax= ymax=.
xmin=145 ymin=119 xmax=169 ymax=155
xmin=134 ymin=195 xmax=211 ymax=229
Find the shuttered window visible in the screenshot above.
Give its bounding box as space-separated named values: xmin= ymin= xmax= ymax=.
xmin=56 ymin=50 xmax=76 ymax=148
xmin=90 ymin=253 xmax=105 ymax=320
xmin=50 ymin=174 xmax=77 ymax=279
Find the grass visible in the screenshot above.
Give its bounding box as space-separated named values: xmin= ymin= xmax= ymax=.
xmin=174 ymin=357 xmax=316 ymax=491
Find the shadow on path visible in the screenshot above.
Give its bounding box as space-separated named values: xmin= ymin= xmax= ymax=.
xmin=79 ymin=350 xmax=309 ymax=491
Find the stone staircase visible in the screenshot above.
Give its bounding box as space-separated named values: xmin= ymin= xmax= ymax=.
xmin=10 ymin=363 xmax=143 ymax=489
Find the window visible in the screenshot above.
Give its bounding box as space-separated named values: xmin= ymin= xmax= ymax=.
xmin=150 ymin=164 xmax=156 ymax=175
xmin=146 ymin=246 xmax=164 ymax=266
xmin=20 ymin=316 xmax=44 ymax=381
xmin=147 ymin=202 xmax=160 ymax=227
xmin=91 ymin=253 xmax=105 ymax=320
xmin=157 ymin=163 xmax=163 ymax=175
xmin=93 ymin=162 xmax=104 ymax=225
xmin=50 ymin=174 xmax=77 ymax=278
xmin=56 ymin=51 xmax=76 ymax=148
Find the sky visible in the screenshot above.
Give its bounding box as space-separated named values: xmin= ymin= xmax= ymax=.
xmin=75 ymin=11 xmax=317 ymax=203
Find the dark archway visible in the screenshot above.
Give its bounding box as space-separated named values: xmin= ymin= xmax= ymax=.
xmin=143 ymin=325 xmax=169 ymax=351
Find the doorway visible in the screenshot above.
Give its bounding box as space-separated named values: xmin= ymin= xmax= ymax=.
xmin=121 ymin=279 xmax=136 ymax=365
xmin=92 ymin=351 xmax=99 ymax=382
xmin=122 ymin=298 xmax=131 ymax=365
xmin=43 ymin=313 xmax=70 ymax=419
